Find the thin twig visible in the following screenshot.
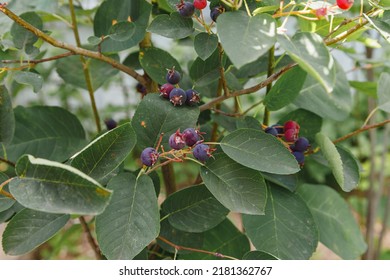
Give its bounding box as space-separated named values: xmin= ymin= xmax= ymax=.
xmin=263 ymin=46 xmax=275 ymax=126
xmin=0 ymin=5 xmax=146 ymax=86
xmin=218 ymin=43 xmax=230 ymax=96
xmin=0 ymin=157 xmax=16 ymax=168
xmin=157 ymin=236 xmax=238 ymax=260
xmin=0 ymin=178 xmax=15 ymax=199
xmin=1 ymin=51 xmax=75 ymax=65
xmin=78 ymin=216 xmax=102 ymax=260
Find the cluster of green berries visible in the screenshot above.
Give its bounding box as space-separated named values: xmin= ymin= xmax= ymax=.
xmin=176 ymin=0 xmax=225 ymax=22
xmin=140 ymin=128 xmax=214 ymax=167
xmin=265 ymin=120 xmax=310 ymax=166
xmin=160 ymin=67 xmax=200 ymax=107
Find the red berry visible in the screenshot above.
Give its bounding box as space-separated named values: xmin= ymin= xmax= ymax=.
xmin=336 ymin=0 xmax=354 ymax=10
xmin=193 ymin=0 xmax=207 ymax=10
xmin=284 ymin=120 xmax=300 ymax=132
xmin=284 ymin=128 xmax=299 ymax=142
xmin=315 ymin=7 xmax=328 ymax=18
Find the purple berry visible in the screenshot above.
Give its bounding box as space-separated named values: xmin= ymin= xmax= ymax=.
xmin=166 ymin=67 xmax=181 ymax=84
xmin=210 ymin=6 xmax=224 ymax=22
xmin=293 ymin=137 xmax=310 ymax=152
xmin=182 ymin=128 xmax=199 ymax=146
xmin=136 ymin=83 xmax=147 ymax=95
xmin=292 ymin=151 xmax=305 ymax=165
xmin=265 ymin=126 xmax=278 ymax=137
xmin=160 ymin=83 xmax=175 ymax=99
xmin=284 ymin=128 xmax=298 ymax=142
xmin=169 ymin=130 xmax=186 ymax=150
xmin=141 ymin=147 xmax=159 ymax=167
xmin=104 ymin=118 xmax=117 ymax=130
xmin=271 ymin=124 xmax=284 ymax=134
xmin=185 ymin=89 xmax=200 ymax=106
xmin=169 ymin=88 xmax=187 ymax=106
xmin=193 ymin=143 xmax=212 ymax=162
xmin=177 ymin=1 xmax=195 ymax=17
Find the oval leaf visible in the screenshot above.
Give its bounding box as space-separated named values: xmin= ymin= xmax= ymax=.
xmin=190 ymin=49 xmax=225 ymax=87
xmin=200 ymin=151 xmax=267 ymax=215
xmin=194 ymin=33 xmax=219 ymax=60
xmin=13 ymin=71 xmax=43 ymax=93
xmin=180 ymin=219 xmax=250 ymax=260
xmin=242 ymin=251 xmax=279 ymax=260
xmin=132 ymin=94 xmax=199 ymax=150
xmin=2 ymin=209 xmax=69 ymax=255
xmin=298 ymin=184 xmax=367 ymax=259
xmin=3 ymin=106 xmax=86 ymax=162
xmin=220 ymin=129 xmax=300 ymax=175
xmin=70 ymin=122 xmax=136 ymax=182
xmin=218 ymin=11 xmax=276 ymax=69
xmin=161 ymin=184 xmax=229 ymax=233
xmin=10 ymin=155 xmax=112 ymax=215
xmin=11 ymin=12 xmax=43 ymax=50
xmin=277 ymin=32 xmax=336 ymax=93
xmin=378 ymin=72 xmax=390 ymax=112
xmin=96 ymin=173 xmax=160 ymax=260
xmin=0 ymin=86 xmax=15 ymax=145
xmin=93 ymin=0 xmax=151 ymax=52
xmin=147 ymin=12 xmax=194 ymax=39
xmin=108 ymin=21 xmax=136 ymax=41
xmin=243 ymin=185 xmax=318 ymax=260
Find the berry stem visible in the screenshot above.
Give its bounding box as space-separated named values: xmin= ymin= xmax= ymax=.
xmin=0 ymin=178 xmax=15 ymax=199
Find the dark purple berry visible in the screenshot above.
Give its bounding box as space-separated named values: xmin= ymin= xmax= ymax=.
xmin=160 ymin=83 xmax=175 ymax=99
xmin=104 ymin=118 xmax=117 ymax=130
xmin=293 ymin=137 xmax=310 ymax=152
xmin=169 ymin=88 xmax=187 ymax=106
xmin=166 ymin=67 xmax=181 ymax=84
xmin=169 ymin=130 xmax=186 ymax=150
xmin=271 ymin=124 xmax=284 ymax=134
xmin=182 ymin=128 xmax=199 ymax=146
xmin=177 ymin=1 xmax=195 ymax=17
xmin=193 ymin=143 xmax=212 ymax=162
xmin=185 ymin=89 xmax=200 ymax=106
xmin=292 ymin=151 xmax=305 ymax=165
xmin=284 ymin=128 xmax=298 ymax=142
xmin=210 ymin=6 xmax=224 ymax=22
xmin=136 ymin=83 xmax=147 ymax=95
xmin=265 ymin=126 xmax=278 ymax=137
xmin=141 ymin=147 xmax=159 ymax=167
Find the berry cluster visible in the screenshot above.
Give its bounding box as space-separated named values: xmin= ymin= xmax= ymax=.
xmin=176 ymin=1 xmax=225 ymax=22
xmin=140 ymin=128 xmax=214 ymax=167
xmin=160 ymin=67 xmax=200 ymax=107
xmin=264 ymin=120 xmax=310 ymax=166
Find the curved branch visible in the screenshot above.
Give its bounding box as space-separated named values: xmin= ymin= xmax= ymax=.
xmin=0 ymin=5 xmax=146 ymax=86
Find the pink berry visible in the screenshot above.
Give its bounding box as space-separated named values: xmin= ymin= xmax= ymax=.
xmin=193 ymin=0 xmax=207 ymax=10
xmin=336 ymin=0 xmax=354 ymax=10
xmin=284 ymin=128 xmax=299 ymax=142
xmin=284 ymin=120 xmax=300 ymax=132
xmin=315 ymin=7 xmax=328 ymax=18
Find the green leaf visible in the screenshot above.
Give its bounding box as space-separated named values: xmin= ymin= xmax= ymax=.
xmin=278 ymin=109 xmax=322 ymax=143
xmin=218 ymin=11 xmax=276 ymax=69
xmin=261 ymin=172 xmax=298 ymax=192
xmin=0 ymin=197 xmax=15 ymax=212
xmin=132 ymin=94 xmax=199 ymax=150
xmin=70 ymin=122 xmax=136 ymax=182
xmin=93 ymin=0 xmax=152 ymax=52
xmin=349 ymin=81 xmax=377 ymax=97
xmin=242 ymin=251 xmax=279 ymax=260
xmin=56 ymin=55 xmax=119 ymax=91
xmin=139 ymin=47 xmax=182 ymax=85
xmin=200 ymin=151 xmax=267 ymax=215
xmin=278 ymin=33 xmax=336 ymax=93
xmin=0 ymin=86 xmax=15 ymax=146
xmin=243 ymin=185 xmax=318 ymax=260
xmin=220 ymin=129 xmax=300 ymax=175
xmin=363 ymin=14 xmax=390 ymax=44
xmin=2 ymin=209 xmax=69 ymax=255
xmin=87 ymin=36 xmax=102 ymax=46
xmin=11 ymin=12 xmax=43 ymax=50
xmin=264 ymin=66 xmax=307 ymax=111
xmin=315 ymin=133 xmax=359 ymax=192
xmin=3 ymin=106 xmax=86 ymax=162
xmin=298 ymin=184 xmax=367 ymax=259
xmin=293 ymin=61 xmax=352 ymax=121
xmin=181 ymin=219 xmax=250 ymax=260
xmin=96 ymin=173 xmax=159 ymax=260
xmin=10 ymin=155 xmax=112 ymax=215
xmin=108 ymin=21 xmax=136 ymax=41
xmin=147 ymin=12 xmax=194 ymax=39
xmin=190 ymin=49 xmax=225 ymax=87
xmin=194 ymin=33 xmax=219 ymax=61
xmin=161 ymin=184 xmax=229 ymax=233
xmin=378 ymin=72 xmax=390 ymax=112
xmin=235 ymin=116 xmax=262 ymax=130
xmin=158 ymin=217 xmax=204 ymax=254
xmin=13 ymin=71 xmax=43 ymax=93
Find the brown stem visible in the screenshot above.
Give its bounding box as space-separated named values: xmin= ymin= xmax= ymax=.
xmin=161 ymin=163 xmax=176 ymax=196
xmin=157 ymin=236 xmax=238 ymax=260
xmin=78 ymin=216 xmax=102 ymax=260
xmin=199 ymin=62 xmax=297 ymax=112
xmin=0 ymin=178 xmax=15 ymax=199
xmin=0 ymin=157 xmax=16 ymax=168
xmin=1 ymin=51 xmax=75 ymax=65
xmin=263 ymin=46 xmax=275 ymax=126
xmin=0 ymin=5 xmax=146 ymax=86
xmin=218 ymin=43 xmax=229 ymax=96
